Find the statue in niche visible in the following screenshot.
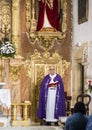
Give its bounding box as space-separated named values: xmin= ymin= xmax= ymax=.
xmin=36 ymin=0 xmax=62 ymax=32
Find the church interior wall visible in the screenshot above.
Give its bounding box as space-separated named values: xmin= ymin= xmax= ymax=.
xmin=73 ymin=0 xmax=92 ymax=44
xmin=71 ymin=42 xmax=88 ymax=104
xmin=72 ymin=0 xmax=92 ymax=109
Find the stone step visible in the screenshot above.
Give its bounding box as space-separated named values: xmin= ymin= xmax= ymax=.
xmin=0 ymin=126 xmax=63 ymax=130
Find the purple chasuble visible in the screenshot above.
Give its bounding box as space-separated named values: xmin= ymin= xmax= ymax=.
xmin=37 ymin=74 xmax=66 ymax=119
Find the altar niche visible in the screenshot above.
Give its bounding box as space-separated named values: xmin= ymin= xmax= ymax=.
xmin=30 ymin=0 xmax=64 ymax=32
xmin=25 ymin=0 xmax=69 ymax=51
xmin=25 ymin=50 xmax=70 ymax=121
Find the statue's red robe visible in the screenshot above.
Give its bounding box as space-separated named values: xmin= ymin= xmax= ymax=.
xmin=37 ymin=0 xmax=60 ymax=31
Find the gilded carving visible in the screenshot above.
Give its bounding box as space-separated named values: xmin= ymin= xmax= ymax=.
xmin=0 ymin=1 xmax=11 ymax=39
xmin=12 ymin=35 xmax=19 ymax=44
xmin=25 ymin=0 xmax=31 ymax=31
xmin=62 ymin=0 xmax=67 ymax=32
xmin=35 ymin=65 xmax=44 ymax=100
xmin=24 ymin=60 xmax=32 ymax=78
xmin=25 ymin=50 xmax=69 ymax=78
xmin=12 ymin=35 xmax=20 ymax=54
xmin=31 ymin=49 xmax=41 ymax=59
xmin=37 ymin=36 xmax=57 ymax=51
xmin=10 ymin=66 xmax=21 ymax=81
xmin=12 ymin=0 xmax=20 ymax=10
xmin=0 ymin=65 xmax=3 ymax=81
xmin=25 ymin=0 xmax=68 ymax=51
xmin=25 ymin=50 xmax=70 ymax=121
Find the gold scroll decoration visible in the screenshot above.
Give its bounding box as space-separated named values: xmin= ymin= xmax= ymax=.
xmin=10 ymin=66 xmax=21 ymax=81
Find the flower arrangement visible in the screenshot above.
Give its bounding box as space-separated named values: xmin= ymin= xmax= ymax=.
xmin=88 ymin=80 xmax=92 ymax=93
xmin=0 ymin=38 xmax=15 ymax=58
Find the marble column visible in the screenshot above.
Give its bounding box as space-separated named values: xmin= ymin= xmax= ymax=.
xmin=3 ymin=58 xmax=10 ymax=88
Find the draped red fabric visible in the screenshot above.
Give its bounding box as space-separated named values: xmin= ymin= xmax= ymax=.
xmin=37 ymin=0 xmax=60 ymax=31
xmin=37 ymin=1 xmax=45 ymax=31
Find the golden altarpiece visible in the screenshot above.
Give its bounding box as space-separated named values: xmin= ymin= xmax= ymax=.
xmin=0 ymin=0 xmax=72 ymax=124
xmin=26 ymin=50 xmax=70 ymax=121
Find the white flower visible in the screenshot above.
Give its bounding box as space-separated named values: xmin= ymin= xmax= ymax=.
xmin=0 ymin=41 xmax=15 ymax=57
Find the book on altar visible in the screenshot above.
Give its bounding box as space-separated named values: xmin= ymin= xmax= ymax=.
xmin=48 ymin=81 xmax=59 ymax=87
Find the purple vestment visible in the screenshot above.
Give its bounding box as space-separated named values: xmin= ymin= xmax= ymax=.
xmin=37 ymin=74 xmax=66 ymax=119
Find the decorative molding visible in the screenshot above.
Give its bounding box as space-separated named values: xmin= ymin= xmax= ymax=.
xmin=25 ymin=50 xmax=70 ymax=78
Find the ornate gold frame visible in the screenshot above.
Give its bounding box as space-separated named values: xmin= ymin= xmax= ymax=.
xmin=25 ymin=50 xmax=70 ymax=121
xmin=25 ymin=0 xmax=67 ymax=51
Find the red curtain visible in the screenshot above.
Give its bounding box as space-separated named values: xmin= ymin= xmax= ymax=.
xmin=37 ymin=0 xmax=60 ymax=31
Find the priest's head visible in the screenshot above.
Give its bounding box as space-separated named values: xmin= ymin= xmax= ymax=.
xmin=49 ymin=65 xmax=56 ymax=75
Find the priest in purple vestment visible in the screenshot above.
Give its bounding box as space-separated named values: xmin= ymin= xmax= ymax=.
xmin=37 ymin=66 xmax=66 ymax=126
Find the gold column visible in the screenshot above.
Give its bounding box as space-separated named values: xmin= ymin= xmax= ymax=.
xmin=12 ymin=0 xmax=20 ymax=55
xmin=23 ymin=105 xmax=28 ymax=120
xmin=61 ymin=0 xmax=64 ymax=8
xmin=31 ymin=0 xmax=35 ymax=20
xmin=30 ymin=0 xmax=37 ymax=32
xmin=11 ymin=104 xmax=17 ymax=121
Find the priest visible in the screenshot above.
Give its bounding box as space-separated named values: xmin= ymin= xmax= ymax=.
xmin=37 ymin=66 xmax=66 ymax=126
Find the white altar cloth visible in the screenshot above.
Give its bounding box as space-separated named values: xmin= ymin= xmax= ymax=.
xmin=0 ymin=89 xmax=11 ymax=109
